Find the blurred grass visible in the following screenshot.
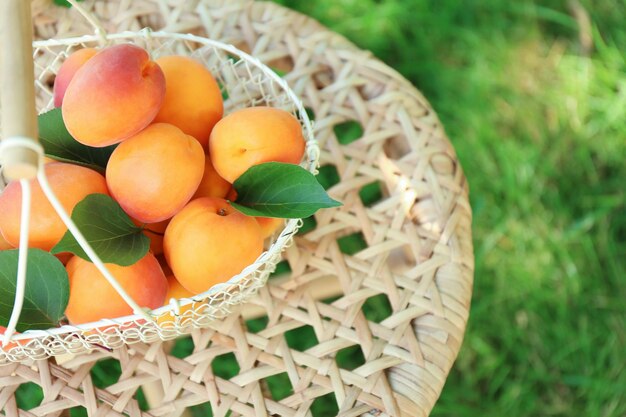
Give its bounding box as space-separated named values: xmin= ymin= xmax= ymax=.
xmin=16 ymin=1 xmax=624 ymax=416
xmin=270 ymin=0 xmax=625 ymax=416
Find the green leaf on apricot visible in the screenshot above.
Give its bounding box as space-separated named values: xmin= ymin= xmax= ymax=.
xmin=38 ymin=108 xmax=116 ymax=173
xmin=231 ymin=162 xmax=342 ymax=218
xmin=51 ymin=194 xmax=150 ymax=266
xmin=0 ymin=249 xmax=69 ymax=331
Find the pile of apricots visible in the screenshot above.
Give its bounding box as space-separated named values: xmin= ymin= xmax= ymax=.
xmin=0 ymin=44 xmax=305 ymax=325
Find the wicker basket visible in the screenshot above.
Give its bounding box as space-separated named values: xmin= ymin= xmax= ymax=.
xmin=0 ymin=2 xmax=317 ymax=363
xmin=0 ymin=1 xmax=474 ymax=416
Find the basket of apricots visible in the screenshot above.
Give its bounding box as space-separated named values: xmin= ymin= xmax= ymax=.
xmin=0 ymin=29 xmax=339 ymax=362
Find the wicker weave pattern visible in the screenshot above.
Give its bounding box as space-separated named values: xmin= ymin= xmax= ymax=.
xmin=0 ymin=1 xmax=473 ymax=416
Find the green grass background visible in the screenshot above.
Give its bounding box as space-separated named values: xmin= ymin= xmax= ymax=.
xmin=15 ymin=1 xmax=625 ymax=416
xmin=270 ymin=1 xmax=625 ymax=416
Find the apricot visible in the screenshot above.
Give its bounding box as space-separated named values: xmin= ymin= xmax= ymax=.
xmin=0 ymin=163 xmax=109 ymax=251
xmin=65 ymin=254 xmax=81 ymax=277
xmin=225 ymin=187 xmax=238 ymax=202
xmin=106 ymin=123 xmax=205 ymax=223
xmin=0 ymin=327 xmax=22 ymax=350
xmin=62 ymin=44 xmax=165 ymax=147
xmin=0 ymin=233 xmax=14 ymax=250
xmin=132 ymin=218 xmax=169 ymax=255
xmin=209 ymin=107 xmax=305 ymax=182
xmin=64 ymin=253 xmax=167 ymax=324
xmin=163 ymin=197 xmax=264 ymax=294
xmin=192 ymin=156 xmax=231 ymax=200
xmin=153 ymin=56 xmax=223 ymax=149
xmin=256 ymin=217 xmax=284 ymax=239
xmin=165 ymin=274 xmax=194 ymax=301
xmin=157 ymin=275 xmax=196 ymax=328
xmin=144 ymin=220 xmax=168 ymax=256
xmin=54 ymin=252 xmax=73 ymax=265
xmin=224 ymin=189 xmax=281 ymax=238
xmin=53 ymin=48 xmax=97 ymax=107
xmin=156 ymin=255 xmax=173 ymax=276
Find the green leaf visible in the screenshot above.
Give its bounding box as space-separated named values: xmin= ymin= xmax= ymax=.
xmin=38 ymin=108 xmax=116 ymax=173
xmin=51 ymin=194 xmax=150 ymax=266
xmin=0 ymin=249 xmax=69 ymax=331
xmin=231 ymin=162 xmax=342 ymax=218
xmin=53 ymin=0 xmax=83 ymax=8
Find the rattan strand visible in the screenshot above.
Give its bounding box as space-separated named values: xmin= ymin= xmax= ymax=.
xmin=0 ymin=1 xmax=474 ymax=416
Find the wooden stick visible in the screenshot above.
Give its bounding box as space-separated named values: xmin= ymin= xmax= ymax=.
xmin=0 ymin=0 xmax=39 ymax=180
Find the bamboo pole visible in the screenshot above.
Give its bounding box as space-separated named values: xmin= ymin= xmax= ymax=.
xmin=0 ymin=0 xmax=40 ymax=180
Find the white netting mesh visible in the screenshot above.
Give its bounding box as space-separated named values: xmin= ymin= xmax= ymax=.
xmin=0 ymin=31 xmax=317 ymax=363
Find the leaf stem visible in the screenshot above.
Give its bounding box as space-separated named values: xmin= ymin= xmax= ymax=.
xmin=139 ymin=223 xmax=165 ymax=236
xmin=143 ymin=228 xmax=165 ymax=236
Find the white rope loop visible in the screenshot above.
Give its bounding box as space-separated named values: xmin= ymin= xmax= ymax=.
xmin=0 ymin=136 xmax=45 ymax=159
xmin=0 ymin=138 xmax=41 ymax=346
xmin=2 ymin=179 xmax=31 ymax=347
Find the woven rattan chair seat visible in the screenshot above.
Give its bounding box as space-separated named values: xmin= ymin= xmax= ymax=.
xmin=0 ymin=1 xmax=473 ymax=416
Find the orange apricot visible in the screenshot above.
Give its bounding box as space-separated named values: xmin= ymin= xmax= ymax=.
xmin=157 ymin=275 xmax=196 ymax=328
xmin=65 ymin=254 xmax=81 ymax=278
xmin=256 ymin=217 xmax=284 ymax=239
xmin=106 ymin=123 xmax=205 ymax=223
xmin=0 ymin=233 xmax=14 ymax=250
xmin=0 ymin=163 xmax=109 ymax=251
xmin=192 ymin=155 xmax=231 ymax=200
xmin=144 ymin=220 xmax=168 ymax=256
xmin=64 ymin=253 xmax=167 ymax=324
xmin=132 ymin=218 xmax=169 ymax=255
xmin=153 ymin=56 xmax=223 ymax=149
xmin=223 ymin=188 xmax=283 ymax=238
xmin=54 ymin=252 xmax=73 ymax=265
xmin=53 ymin=48 xmax=97 ymax=107
xmin=156 ymin=255 xmax=173 ymax=276
xmin=62 ymin=44 xmax=165 ymax=147
xmin=225 ymin=187 xmax=237 ymax=202
xmin=163 ymin=197 xmax=264 ymax=294
xmin=209 ymin=107 xmax=305 ymax=183
xmin=165 ymin=275 xmax=194 ymax=301
xmin=0 ymin=327 xmax=23 ymax=350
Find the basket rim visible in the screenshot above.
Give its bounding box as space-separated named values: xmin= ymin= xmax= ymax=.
xmin=5 ymin=30 xmax=318 ymax=343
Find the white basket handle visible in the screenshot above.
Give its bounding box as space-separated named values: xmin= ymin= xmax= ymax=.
xmin=0 ymin=0 xmax=40 ymax=181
